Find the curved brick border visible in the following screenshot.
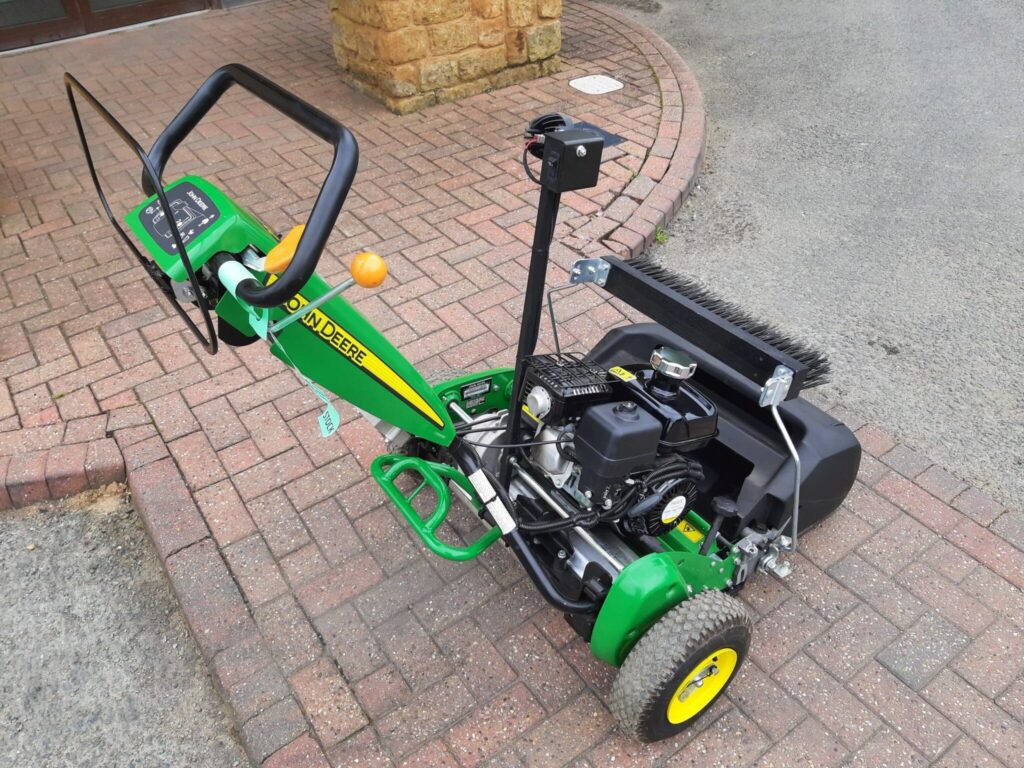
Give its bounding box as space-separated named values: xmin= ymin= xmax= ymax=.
xmin=587 ymin=3 xmax=707 ymax=259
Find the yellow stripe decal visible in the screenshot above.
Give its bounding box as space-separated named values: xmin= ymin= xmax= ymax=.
xmin=269 ymin=276 xmax=444 ymax=428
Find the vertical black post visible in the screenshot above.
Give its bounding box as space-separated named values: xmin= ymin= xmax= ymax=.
xmin=499 ymin=185 xmax=561 ymax=483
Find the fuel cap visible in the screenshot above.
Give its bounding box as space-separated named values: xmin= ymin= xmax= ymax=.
xmin=650 ymin=347 xmax=696 ymax=380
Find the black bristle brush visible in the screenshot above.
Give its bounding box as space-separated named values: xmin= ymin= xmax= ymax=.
xmin=630 ymin=256 xmax=833 ymax=388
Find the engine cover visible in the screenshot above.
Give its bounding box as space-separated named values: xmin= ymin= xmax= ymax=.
xmin=519 ymin=353 xmax=613 ymax=424
xmin=610 ymin=368 xmax=718 ymax=450
xmin=572 ymin=401 xmax=661 ymax=497
xmin=590 ymin=324 xmax=862 ymax=533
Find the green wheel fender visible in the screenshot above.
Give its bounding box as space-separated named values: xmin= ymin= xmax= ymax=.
xmin=590 ymin=550 xmax=737 ymax=667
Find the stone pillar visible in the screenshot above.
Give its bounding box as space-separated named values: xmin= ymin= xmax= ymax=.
xmin=327 ymin=0 xmax=562 ymax=114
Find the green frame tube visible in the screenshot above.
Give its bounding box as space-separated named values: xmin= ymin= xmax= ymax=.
xmin=372 ymin=454 xmax=501 ymax=561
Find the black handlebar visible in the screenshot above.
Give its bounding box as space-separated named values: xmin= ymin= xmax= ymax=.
xmin=144 ymin=64 xmax=359 ymax=309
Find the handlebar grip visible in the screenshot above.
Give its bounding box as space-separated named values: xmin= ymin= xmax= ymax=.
xmin=145 ymin=64 xmax=359 ymax=309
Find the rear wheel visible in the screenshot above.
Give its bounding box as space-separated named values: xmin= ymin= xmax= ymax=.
xmin=610 ymin=589 xmax=752 ymax=742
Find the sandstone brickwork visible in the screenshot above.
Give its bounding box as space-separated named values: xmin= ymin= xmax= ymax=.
xmin=327 ymin=0 xmax=562 ymax=113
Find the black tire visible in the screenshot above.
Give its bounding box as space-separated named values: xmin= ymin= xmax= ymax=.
xmin=610 ymin=590 xmax=752 ymax=742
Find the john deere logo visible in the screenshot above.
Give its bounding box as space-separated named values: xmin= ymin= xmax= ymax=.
xmin=284 ymin=295 xmax=367 ymax=365
xmin=274 ymin=282 xmax=443 ymax=429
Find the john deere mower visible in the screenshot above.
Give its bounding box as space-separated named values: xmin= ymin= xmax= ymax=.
xmin=66 ymin=65 xmax=860 ymax=741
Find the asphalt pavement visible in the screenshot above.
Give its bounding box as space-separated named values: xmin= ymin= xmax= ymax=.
xmin=603 ymin=0 xmax=1023 ymax=508
xmin=0 ymin=490 xmax=248 ymax=767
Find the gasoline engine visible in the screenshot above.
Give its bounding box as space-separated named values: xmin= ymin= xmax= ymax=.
xmin=512 ymin=347 xmax=721 ymax=544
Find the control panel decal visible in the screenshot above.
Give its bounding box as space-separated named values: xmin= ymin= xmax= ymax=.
xmin=139 ymin=181 xmax=220 ymax=255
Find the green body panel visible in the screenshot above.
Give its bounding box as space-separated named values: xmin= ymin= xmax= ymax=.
xmin=224 ymin=270 xmax=455 ymax=445
xmin=590 ymin=548 xmax=738 ymax=667
xmin=127 ymin=176 xmax=278 ymax=282
xmin=127 ymin=176 xmax=454 ymax=446
xmin=372 ymin=454 xmax=501 ymax=560
xmin=658 ymin=510 xmax=712 ymax=554
xmin=215 ymin=291 xmax=256 ymax=337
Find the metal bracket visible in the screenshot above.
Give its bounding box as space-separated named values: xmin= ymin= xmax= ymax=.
xmin=759 ymin=364 xmax=794 ymax=407
xmin=757 ymin=539 xmax=793 ymax=578
xmin=731 ymin=537 xmax=761 ymax=586
xmin=357 ymin=407 xmax=409 ymax=450
xmin=171 ymin=279 xmax=203 ymax=304
xmin=759 ymin=365 xmax=801 ymax=555
xmin=569 ymin=258 xmax=610 ymax=287
xmin=241 ymin=245 xmax=266 ymax=272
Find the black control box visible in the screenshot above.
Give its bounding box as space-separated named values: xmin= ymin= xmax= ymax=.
xmin=540 ymin=129 xmax=604 ymax=193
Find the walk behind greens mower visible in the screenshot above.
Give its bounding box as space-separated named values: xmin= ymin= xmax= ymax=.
xmin=66 ymin=64 xmax=860 ymax=742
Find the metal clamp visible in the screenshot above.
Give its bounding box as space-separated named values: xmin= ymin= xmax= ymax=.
xmin=569 ymin=258 xmax=610 ymax=286
xmin=759 ymin=364 xmax=793 ymax=408
xmin=544 ymin=258 xmax=611 ymax=355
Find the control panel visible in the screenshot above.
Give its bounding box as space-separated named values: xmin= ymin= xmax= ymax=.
xmin=138 ymin=181 xmax=221 ymax=255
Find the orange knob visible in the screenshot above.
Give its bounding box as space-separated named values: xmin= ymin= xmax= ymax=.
xmin=351 ymin=251 xmax=387 ymax=288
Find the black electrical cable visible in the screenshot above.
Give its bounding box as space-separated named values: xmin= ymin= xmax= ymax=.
xmin=457 ymin=417 xmax=574 ymax=450
xmin=455 ymin=421 xmax=506 ymax=435
xmin=449 ymin=440 xmax=598 ymax=614
xmin=522 ymin=146 xmax=542 ymax=185
xmin=517 ymin=517 xmax=582 ymax=533
xmin=480 ymin=464 xmax=595 ymax=540
xmin=516 ymin=493 xmax=600 ymax=532
xmin=594 ymin=455 xmax=704 ymax=525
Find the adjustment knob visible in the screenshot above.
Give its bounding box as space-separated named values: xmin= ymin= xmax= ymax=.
xmin=351 ymin=251 xmax=387 ymax=288
xmin=711 ymin=496 xmax=740 ymax=518
xmin=650 ymin=347 xmax=696 ymax=380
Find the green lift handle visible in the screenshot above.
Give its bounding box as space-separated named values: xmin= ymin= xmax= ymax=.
xmin=371 ymin=454 xmax=501 ymax=561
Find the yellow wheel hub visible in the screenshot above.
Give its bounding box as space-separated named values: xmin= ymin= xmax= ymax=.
xmin=666 ymin=647 xmax=738 ymax=725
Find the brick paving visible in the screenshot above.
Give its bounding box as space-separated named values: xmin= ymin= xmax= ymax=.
xmin=1 ymin=1 xmax=1022 ymax=766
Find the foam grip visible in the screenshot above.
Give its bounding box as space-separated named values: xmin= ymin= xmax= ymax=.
xmin=351 ymin=251 xmax=387 ymax=288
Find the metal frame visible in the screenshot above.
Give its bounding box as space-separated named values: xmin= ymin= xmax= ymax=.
xmin=66 ymin=62 xmax=360 ymax=357
xmin=499 ymin=185 xmax=562 ymax=484
xmin=760 ymin=365 xmax=801 ymax=553
xmin=65 ymin=73 xmax=218 ymax=353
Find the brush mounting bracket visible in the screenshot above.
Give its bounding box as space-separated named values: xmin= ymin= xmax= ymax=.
xmin=569 ymin=258 xmax=610 ymax=286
